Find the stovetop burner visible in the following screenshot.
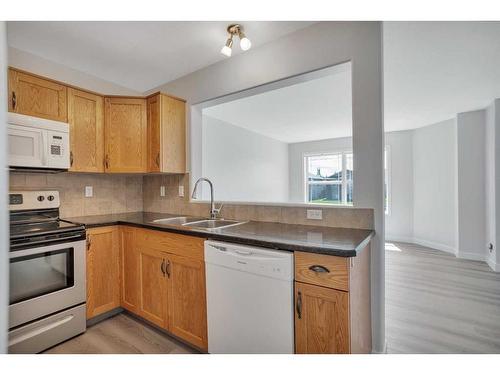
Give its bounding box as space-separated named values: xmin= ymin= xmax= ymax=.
xmin=9 ymin=190 xmax=86 ymax=251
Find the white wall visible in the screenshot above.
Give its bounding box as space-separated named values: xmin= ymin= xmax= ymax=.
xmin=0 ymin=21 xmax=8 ymax=354
xmin=413 ymin=119 xmax=457 ymax=253
xmin=288 ymin=137 xmax=352 ymax=203
xmin=485 ymin=102 xmax=496 ymax=268
xmin=385 ymin=131 xmax=414 ymax=242
xmin=155 ymin=22 xmax=385 ymax=352
xmin=8 ymin=47 xmax=140 ymax=96
xmin=456 ymin=110 xmax=486 ymax=260
xmin=485 ymin=99 xmax=500 ymax=271
xmin=202 ymin=116 xmax=289 ymax=202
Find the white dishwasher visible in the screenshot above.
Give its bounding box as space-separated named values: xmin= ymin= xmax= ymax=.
xmin=205 ymin=240 xmax=294 ymax=354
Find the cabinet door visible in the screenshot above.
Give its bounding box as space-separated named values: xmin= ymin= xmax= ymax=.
xmin=161 ymin=95 xmax=186 ymax=173
xmin=295 ymin=282 xmax=350 ymax=354
xmin=147 ymin=94 xmax=161 ymax=172
xmin=120 ymin=227 xmax=140 ymax=314
xmin=68 ymin=88 xmax=104 ymax=172
xmin=8 ymin=68 xmax=67 ymax=122
xmin=166 ymin=254 xmax=208 ymax=350
xmin=86 ymin=226 xmax=121 ymax=319
xmin=138 ymin=246 xmax=168 ymax=328
xmin=104 ymin=97 xmax=147 ymax=172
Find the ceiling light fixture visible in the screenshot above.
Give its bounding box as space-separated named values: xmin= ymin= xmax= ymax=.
xmin=221 ymin=24 xmax=251 ymax=57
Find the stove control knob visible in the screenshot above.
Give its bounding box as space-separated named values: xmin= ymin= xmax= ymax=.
xmin=37 ymin=195 xmax=45 ymax=202
xmin=47 ymin=195 xmax=55 ymax=201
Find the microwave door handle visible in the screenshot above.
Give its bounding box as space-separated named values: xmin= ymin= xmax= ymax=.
xmin=41 ymin=130 xmax=48 ymax=166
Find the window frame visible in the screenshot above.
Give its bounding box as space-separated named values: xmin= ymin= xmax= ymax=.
xmin=302 ymin=150 xmax=354 ymax=206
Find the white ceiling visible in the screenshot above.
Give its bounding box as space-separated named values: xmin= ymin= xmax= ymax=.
xmin=6 ymin=21 xmax=315 ymax=93
xmin=203 ymin=63 xmax=352 ymax=143
xmin=384 ymin=21 xmax=500 ymax=131
xmin=7 ymin=21 xmax=500 ymax=133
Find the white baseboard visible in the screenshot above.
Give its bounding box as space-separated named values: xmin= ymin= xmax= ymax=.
xmin=411 ymin=237 xmax=456 ymax=255
xmin=385 ymin=235 xmax=414 ymax=243
xmin=385 ymin=236 xmax=500 ymax=272
xmin=487 ymin=256 xmax=500 ymax=272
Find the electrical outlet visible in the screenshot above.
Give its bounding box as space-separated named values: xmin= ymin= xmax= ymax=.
xmin=178 ymin=185 xmax=184 ymax=197
xmin=85 ymin=186 xmax=93 ymax=198
xmin=307 ymin=209 xmax=323 ymax=220
xmin=160 ymin=186 xmax=166 ymax=197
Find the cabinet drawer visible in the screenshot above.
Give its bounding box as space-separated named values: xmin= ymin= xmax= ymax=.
xmin=135 ymin=228 xmax=205 ymax=261
xmin=294 ymin=252 xmax=349 ymax=291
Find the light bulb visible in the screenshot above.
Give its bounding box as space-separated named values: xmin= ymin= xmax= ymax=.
xmin=221 ymin=37 xmax=233 ymax=57
xmin=240 ymin=37 xmax=251 ymax=51
xmin=221 ymin=45 xmax=232 ymax=57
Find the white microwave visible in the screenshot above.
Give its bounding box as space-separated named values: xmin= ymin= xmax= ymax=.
xmin=8 ymin=113 xmax=70 ymax=171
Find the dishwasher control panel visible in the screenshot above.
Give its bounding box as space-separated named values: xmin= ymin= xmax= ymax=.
xmin=204 ymin=240 xmax=293 ymax=281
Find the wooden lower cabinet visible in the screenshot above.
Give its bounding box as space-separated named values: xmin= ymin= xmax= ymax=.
xmin=294 ymin=247 xmax=372 ymax=354
xmin=295 ymin=282 xmax=349 ymax=354
xmin=86 ymin=226 xmax=121 ymax=319
xmin=120 ymin=227 xmax=140 ymax=313
xmin=119 ymin=227 xmax=208 ymax=351
xmin=167 ymin=254 xmax=208 ymax=349
xmin=138 ymin=246 xmax=169 ymax=328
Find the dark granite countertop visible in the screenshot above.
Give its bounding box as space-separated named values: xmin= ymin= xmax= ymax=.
xmin=63 ymin=211 xmax=374 ymax=257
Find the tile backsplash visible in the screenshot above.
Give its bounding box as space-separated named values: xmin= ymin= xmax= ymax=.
xmin=9 ymin=172 xmax=374 ymax=230
xmin=9 ymin=173 xmax=143 ymax=218
xmin=143 ymin=174 xmax=374 ymax=230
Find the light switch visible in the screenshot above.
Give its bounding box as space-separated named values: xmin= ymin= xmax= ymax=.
xmin=178 ymin=185 xmax=184 ymax=197
xmin=306 ymin=209 xmax=323 ymax=220
xmin=85 ymin=186 xmax=93 ymax=198
xmin=160 ymin=186 xmax=166 ymax=197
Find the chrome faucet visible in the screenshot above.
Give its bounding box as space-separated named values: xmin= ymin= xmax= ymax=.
xmin=191 ymin=177 xmax=221 ymax=219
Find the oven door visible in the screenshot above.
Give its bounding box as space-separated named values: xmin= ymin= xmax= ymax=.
xmin=9 ymin=239 xmax=86 ymax=329
xmin=8 ymin=123 xmax=46 ymax=168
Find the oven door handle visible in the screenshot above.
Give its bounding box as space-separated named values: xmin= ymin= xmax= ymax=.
xmin=10 ymin=237 xmax=86 ymax=259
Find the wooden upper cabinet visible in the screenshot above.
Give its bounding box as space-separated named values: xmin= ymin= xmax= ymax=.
xmin=104 ymin=97 xmax=147 ymax=173
xmin=86 ymin=226 xmax=121 ymax=319
xmin=8 ymin=68 xmax=67 ymax=122
xmin=147 ymin=95 xmax=161 ymax=172
xmin=147 ymin=93 xmax=186 ymax=173
xmin=167 ymin=254 xmax=208 ymax=351
xmin=68 ymin=88 xmax=104 ymax=172
xmin=295 ymin=281 xmax=350 ymax=354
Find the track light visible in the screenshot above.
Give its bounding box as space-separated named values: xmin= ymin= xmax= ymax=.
xmin=221 ymin=24 xmax=251 ymax=57
xmin=221 ymin=36 xmax=233 ymax=57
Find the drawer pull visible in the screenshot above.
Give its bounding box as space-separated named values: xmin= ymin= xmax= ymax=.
xmin=309 ymin=265 xmax=330 ymax=273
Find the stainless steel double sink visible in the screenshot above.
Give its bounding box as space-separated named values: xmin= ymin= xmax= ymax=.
xmin=151 ymin=216 xmax=247 ymax=231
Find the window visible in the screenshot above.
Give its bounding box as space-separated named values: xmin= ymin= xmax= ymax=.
xmin=304 ymin=152 xmax=353 ymax=205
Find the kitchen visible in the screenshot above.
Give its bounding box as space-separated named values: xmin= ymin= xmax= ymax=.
xmin=1 ymin=16 xmax=386 ymax=363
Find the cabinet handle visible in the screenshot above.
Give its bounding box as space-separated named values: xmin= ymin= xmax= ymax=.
xmin=160 ymin=259 xmax=166 ymax=276
xmin=296 ymin=291 xmax=302 ymax=319
xmin=105 ymin=154 xmax=109 ymax=169
xmin=165 ymin=260 xmax=171 ymax=278
xmin=86 ymin=237 xmax=91 ymax=251
xmin=12 ymin=91 xmax=17 ymax=110
xmin=309 ymin=265 xmax=330 ymax=273
xmin=70 ymin=151 xmax=74 ymax=167
xmin=155 ymin=152 xmax=160 ymax=167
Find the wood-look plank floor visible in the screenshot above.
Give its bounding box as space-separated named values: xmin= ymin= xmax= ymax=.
xmin=44 ymin=313 xmax=198 ymax=354
xmin=385 ymin=242 xmax=500 ymax=353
